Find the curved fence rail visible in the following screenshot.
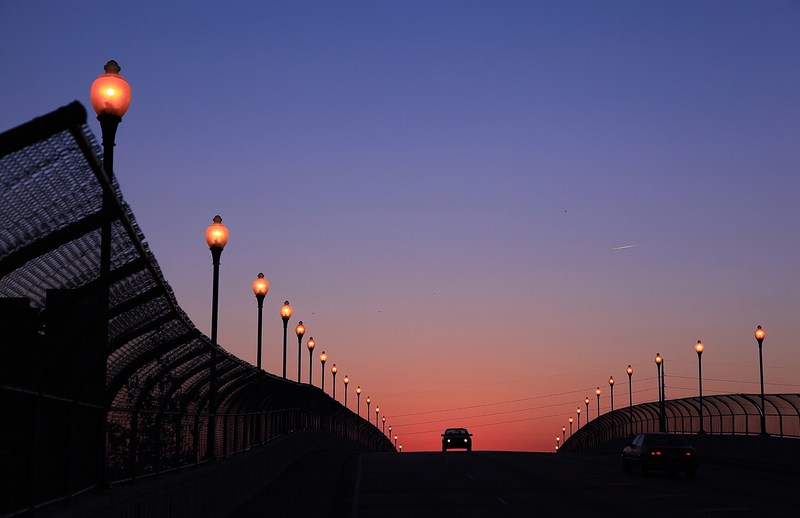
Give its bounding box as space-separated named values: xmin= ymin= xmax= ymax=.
xmin=560 ymin=393 xmax=800 ymax=453
xmin=0 ymin=103 xmax=393 ymax=516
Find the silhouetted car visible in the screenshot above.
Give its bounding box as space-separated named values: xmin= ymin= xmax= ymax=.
xmin=622 ymin=433 xmax=697 ymax=477
xmin=441 ymin=428 xmax=473 ymax=451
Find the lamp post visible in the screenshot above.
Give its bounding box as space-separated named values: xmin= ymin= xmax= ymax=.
xmin=394 ymin=435 xmax=398 ymax=449
xmin=375 ymin=406 xmax=380 ymax=427
xmin=755 ymin=325 xmax=767 ymax=435
xmin=280 ymin=301 xmax=292 ymax=378
xmin=343 ymin=375 xmax=350 ymax=408
xmin=562 ymin=426 xmax=566 ymax=443
xmin=626 ymin=365 xmax=634 ymax=434
xmin=90 ymin=59 xmax=131 ymax=479
xmin=609 ymin=376 xmax=615 ymax=432
xmin=585 ymin=396 xmax=590 ymax=421
xmin=252 ymin=273 xmax=269 ymax=370
xmin=320 ymin=351 xmax=327 ymax=392
xmin=356 ymin=386 xmax=362 ymax=417
xmin=576 ymin=407 xmax=581 ymax=429
xmin=595 ymin=387 xmax=601 ymax=417
xmin=204 ymin=215 xmax=229 ymax=460
xmin=382 ymin=416 xmax=386 ymax=434
xmin=366 ymin=396 xmax=371 ymax=418
xmin=398 ymin=444 xmax=402 ymax=453
xmin=691 ymin=340 xmax=704 ymax=434
xmin=556 ymin=436 xmax=560 ymax=450
xmin=655 ymin=353 xmax=665 ymax=432
xmin=331 ymin=364 xmax=338 ymax=400
xmin=307 ymin=338 xmax=316 ymax=385
xmin=388 ymin=425 xmax=392 ymax=438
xmin=568 ymin=417 xmax=573 ymax=437
xmin=295 ymin=321 xmax=305 ymax=382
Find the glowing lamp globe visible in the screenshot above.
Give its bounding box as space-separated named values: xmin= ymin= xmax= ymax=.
xmin=356 ymin=386 xmax=362 ymax=395
xmin=296 ymin=321 xmax=306 ymax=337
xmin=307 ymin=338 xmax=316 ymax=351
xmin=252 ymin=273 xmax=269 ymax=298
xmin=695 ymin=340 xmax=704 ymax=354
xmin=205 ymin=215 xmax=229 ymax=249
xmin=90 ymin=60 xmax=131 ymax=118
xmin=344 ymin=375 xmax=349 ymax=385
xmin=755 ymin=325 xmax=765 ymax=342
xmin=627 ymin=365 xmax=633 ymax=376
xmin=280 ymin=301 xmax=292 ymax=320
xmin=609 ymin=376 xmax=615 ymax=386
xmin=331 ymin=364 xmax=338 ymax=375
xmin=655 ymin=353 xmax=662 ymax=365
xmin=320 ymin=351 xmax=327 ymax=363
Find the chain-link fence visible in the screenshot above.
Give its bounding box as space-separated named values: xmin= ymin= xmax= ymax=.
xmin=0 ymin=103 xmax=393 ymax=516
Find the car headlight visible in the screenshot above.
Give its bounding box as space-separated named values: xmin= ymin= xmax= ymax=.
xmin=464 ymin=439 xmax=468 ymax=443
xmin=447 ymin=439 xmax=450 ymax=443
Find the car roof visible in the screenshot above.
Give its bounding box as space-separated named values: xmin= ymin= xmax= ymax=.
xmin=444 ymin=428 xmax=469 ymax=433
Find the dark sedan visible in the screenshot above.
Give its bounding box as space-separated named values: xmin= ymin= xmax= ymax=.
xmin=441 ymin=428 xmax=473 ymax=451
xmin=622 ymin=433 xmax=697 ymax=477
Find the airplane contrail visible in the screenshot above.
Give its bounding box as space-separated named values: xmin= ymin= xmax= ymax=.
xmin=610 ymin=245 xmax=636 ymax=251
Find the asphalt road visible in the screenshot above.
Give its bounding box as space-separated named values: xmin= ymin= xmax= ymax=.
xmin=234 ymin=450 xmax=798 ymax=517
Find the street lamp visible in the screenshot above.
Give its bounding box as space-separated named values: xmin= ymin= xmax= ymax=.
xmin=556 ymin=436 xmax=560 ymax=450
xmin=755 ymin=325 xmax=767 ymax=435
xmin=382 ymin=416 xmax=386 ymax=434
xmin=366 ymin=396 xmax=371 ymax=418
xmin=295 ymin=321 xmax=305 ymax=382
xmin=694 ymin=340 xmax=705 ymax=434
xmin=568 ymin=417 xmax=573 ymax=437
xmin=595 ymin=387 xmax=601 ymax=417
xmin=655 ymin=353 xmax=665 ymax=432
xmin=394 ymin=435 xmax=398 ymax=449
xmin=356 ymin=386 xmax=362 ymax=416
xmin=280 ymin=301 xmax=292 ymax=378
xmin=398 ymin=444 xmax=402 ymax=453
xmin=204 ymin=215 xmax=229 ymax=460
xmin=609 ymin=376 xmax=615 ymax=432
xmin=320 ymin=351 xmax=327 ymax=392
xmin=252 ymin=273 xmax=269 ymax=370
xmin=375 ymin=406 xmax=380 ymax=427
xmin=331 ymin=364 xmax=338 ymax=400
xmin=576 ymin=407 xmax=581 ymax=429
xmin=343 ymin=375 xmax=350 ymax=408
xmin=585 ymin=396 xmax=590 ymax=421
xmin=307 ymin=337 xmax=316 ymax=385
xmin=626 ymin=365 xmax=634 ymax=433
xmin=388 ymin=425 xmax=392 ymax=438
xmin=562 ymin=426 xmax=566 ymax=443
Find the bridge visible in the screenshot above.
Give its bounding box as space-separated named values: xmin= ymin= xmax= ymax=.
xmin=1 ymin=104 xmax=798 ymax=517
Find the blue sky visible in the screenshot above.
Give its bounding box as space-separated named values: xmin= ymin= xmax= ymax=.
xmin=2 ymin=1 xmax=799 ymax=451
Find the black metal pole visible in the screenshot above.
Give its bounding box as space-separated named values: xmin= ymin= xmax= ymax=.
xmin=344 ymin=384 xmax=348 ymax=407
xmin=758 ymin=341 xmax=767 ymax=435
xmin=297 ymin=334 xmax=302 ymax=382
xmin=357 ymin=393 xmax=361 ymax=417
xmin=610 ymin=383 xmax=614 ymax=431
xmin=628 ymin=373 xmax=633 ymax=434
xmin=309 ymin=349 xmax=313 ymax=385
xmin=98 ymin=112 xmax=120 ymax=486
xmin=282 ymin=318 xmax=288 ymax=378
xmin=698 ymin=351 xmax=704 ymax=433
xmin=321 ymin=362 xmax=326 ymax=393
xmin=256 ymin=296 xmax=264 ymax=370
xmin=660 ymin=360 xmax=667 ymax=432
xmin=332 ymin=372 xmax=337 ymax=400
xmin=596 ymin=393 xmax=600 ymax=417
xmin=207 ymin=247 xmax=222 ymax=460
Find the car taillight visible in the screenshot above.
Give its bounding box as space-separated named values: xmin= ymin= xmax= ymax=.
xmin=651 ymin=451 xmax=662 ymax=456
xmin=685 ymin=452 xmax=693 ymax=456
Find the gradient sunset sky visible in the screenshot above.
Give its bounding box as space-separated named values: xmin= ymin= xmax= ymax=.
xmin=2 ymin=1 xmax=799 ymax=452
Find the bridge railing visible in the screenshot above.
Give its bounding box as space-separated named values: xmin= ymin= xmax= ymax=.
xmin=560 ymin=393 xmax=800 ymax=453
xmin=0 ymin=103 xmax=392 ymax=517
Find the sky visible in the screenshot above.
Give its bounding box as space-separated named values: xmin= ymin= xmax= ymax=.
xmin=2 ymin=0 xmax=799 ymax=452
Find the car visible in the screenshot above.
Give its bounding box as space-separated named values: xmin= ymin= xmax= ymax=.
xmin=441 ymin=428 xmax=473 ymax=452
xmin=622 ymin=432 xmax=697 ymax=477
